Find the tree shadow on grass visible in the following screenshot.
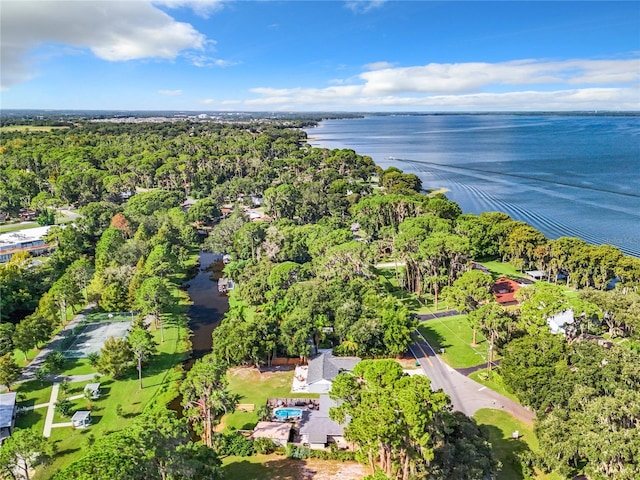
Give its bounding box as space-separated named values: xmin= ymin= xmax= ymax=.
xmin=417 ymin=324 xmax=450 ymax=352
xmin=223 ymin=455 xmax=306 ymax=480
xmin=480 ymin=424 xmax=535 ymax=480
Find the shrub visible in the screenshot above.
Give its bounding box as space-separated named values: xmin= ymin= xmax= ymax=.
xmin=213 ymin=433 xmax=255 ymax=457
xmin=55 ymin=398 xmax=73 ymax=417
xmin=87 ymin=352 xmax=100 ymax=367
xmin=285 ymin=444 xmax=312 ymax=459
xmin=253 ymin=437 xmax=276 ymax=455
xmin=44 ymin=351 xmax=65 ymax=371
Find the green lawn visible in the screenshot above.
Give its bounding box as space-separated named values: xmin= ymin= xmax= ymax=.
xmin=222 ymin=454 xmax=366 ymax=480
xmin=477 ymin=260 xmax=523 ymax=278
xmin=417 ymin=315 xmax=488 ymax=368
xmin=469 ymin=369 xmax=520 ymax=402
xmin=0 ymin=125 xmax=70 ymax=132
xmin=16 ymin=381 xmax=53 ymax=408
xmin=33 ymin=320 xmax=189 ymax=478
xmin=474 ymin=409 xmax=562 ymax=480
xmin=223 ymin=368 xmax=319 ymax=432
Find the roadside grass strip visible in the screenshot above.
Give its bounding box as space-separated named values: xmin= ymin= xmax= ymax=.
xmin=417 ymin=314 xmax=488 ymax=368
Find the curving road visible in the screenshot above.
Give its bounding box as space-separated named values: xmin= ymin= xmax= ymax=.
xmin=409 ymin=330 xmax=535 ymax=424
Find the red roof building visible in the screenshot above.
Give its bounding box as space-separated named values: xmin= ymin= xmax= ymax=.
xmin=491 ymin=277 xmax=521 ymax=306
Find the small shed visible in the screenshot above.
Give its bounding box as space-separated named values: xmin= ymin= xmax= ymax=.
xmin=0 ymin=392 xmax=17 ymax=443
xmin=71 ymin=410 xmax=91 ymax=429
xmin=251 ymin=421 xmax=291 ymax=447
xmin=84 ymin=383 xmax=101 ymax=399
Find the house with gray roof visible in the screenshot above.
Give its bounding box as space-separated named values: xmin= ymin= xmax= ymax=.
xmin=306 ymin=351 xmax=360 ymax=394
xmin=0 ymin=392 xmax=17 ymax=444
xmin=299 ymin=394 xmax=349 ymax=450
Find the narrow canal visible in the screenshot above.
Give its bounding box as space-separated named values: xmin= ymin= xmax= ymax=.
xmin=184 ymin=252 xmax=229 ymax=365
xmin=168 ymin=252 xmax=229 ymax=413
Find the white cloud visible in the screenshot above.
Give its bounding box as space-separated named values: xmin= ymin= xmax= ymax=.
xmin=1 ymin=0 xmax=210 ymax=89
xmin=363 ymin=61 xmax=396 ymax=71
xmin=345 ymin=0 xmax=387 ymax=14
xmin=158 ymin=89 xmax=183 ymax=96
xmin=245 ymin=57 xmax=640 ymax=110
xmin=185 ymin=53 xmax=238 ymax=68
xmin=153 ymin=0 xmax=226 ymax=19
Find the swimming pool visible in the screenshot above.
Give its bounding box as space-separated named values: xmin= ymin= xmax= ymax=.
xmin=273 ymin=408 xmax=303 ymax=420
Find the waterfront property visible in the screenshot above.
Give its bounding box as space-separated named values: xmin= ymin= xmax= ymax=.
xmin=251 ymin=421 xmax=292 ymax=447
xmin=491 ymin=278 xmax=522 ymax=306
xmin=0 ymin=392 xmax=17 ymax=444
xmin=298 ymin=394 xmax=348 ymax=450
xmin=305 ymin=351 xmax=360 ymax=394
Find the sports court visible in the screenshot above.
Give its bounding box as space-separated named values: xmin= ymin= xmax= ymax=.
xmin=63 ymin=312 xmax=133 ymax=358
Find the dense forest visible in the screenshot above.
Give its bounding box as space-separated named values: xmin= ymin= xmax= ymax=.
xmin=1 ymin=118 xmax=639 ymax=479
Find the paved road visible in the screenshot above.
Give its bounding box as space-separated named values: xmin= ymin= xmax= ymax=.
xmin=409 ymin=330 xmax=535 ymax=424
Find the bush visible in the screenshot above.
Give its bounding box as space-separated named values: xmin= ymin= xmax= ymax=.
xmin=56 ymin=398 xmax=73 ymax=417
xmin=285 ymin=444 xmax=312 ymax=459
xmin=87 ymin=352 xmax=100 ymax=367
xmin=213 ymin=433 xmax=255 ymax=457
xmin=253 ymin=437 xmax=276 ymax=455
xmin=44 ymin=351 xmax=65 ymax=371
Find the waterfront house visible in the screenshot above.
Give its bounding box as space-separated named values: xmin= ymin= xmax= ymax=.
xmin=251 ymin=421 xmax=291 ymax=447
xmin=306 ymin=351 xmax=360 ymax=394
xmin=491 ymin=278 xmax=521 ymax=306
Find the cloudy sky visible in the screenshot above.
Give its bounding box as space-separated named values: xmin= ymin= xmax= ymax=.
xmin=1 ymin=0 xmax=639 ymax=111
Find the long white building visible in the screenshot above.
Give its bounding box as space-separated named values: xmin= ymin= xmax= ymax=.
xmin=0 ymin=226 xmax=54 ymax=263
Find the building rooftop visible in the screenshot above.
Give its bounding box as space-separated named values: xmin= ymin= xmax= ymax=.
xmin=0 ymin=392 xmax=16 ymax=429
xmin=298 ymin=395 xmax=345 ymax=445
xmin=491 ymin=277 xmax=522 ymax=305
xmin=306 ymin=352 xmax=360 ymax=386
xmin=251 ymin=421 xmax=291 ymax=442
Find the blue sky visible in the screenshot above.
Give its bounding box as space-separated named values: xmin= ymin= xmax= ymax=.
xmin=1 ymin=1 xmax=639 ymax=111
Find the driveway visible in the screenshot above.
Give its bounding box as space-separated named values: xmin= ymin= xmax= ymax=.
xmin=409 ymin=330 xmax=535 ymax=424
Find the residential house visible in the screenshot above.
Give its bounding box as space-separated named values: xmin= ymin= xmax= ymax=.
xmin=306 ymin=351 xmax=360 ymax=394
xmin=491 ymin=277 xmax=522 ymax=306
xmin=299 ymin=394 xmax=349 ymax=450
xmin=251 ymin=421 xmax=291 ymax=447
xmin=547 ymin=309 xmax=575 ymax=335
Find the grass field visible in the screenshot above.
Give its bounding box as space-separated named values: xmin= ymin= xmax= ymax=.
xmin=33 ymin=320 xmax=189 ymax=478
xmin=223 ymin=368 xmax=319 ymax=432
xmin=417 ymin=315 xmax=488 ymax=368
xmin=477 ymin=260 xmax=523 ymax=278
xmin=223 ymin=454 xmax=367 ymax=479
xmin=474 ymin=409 xmax=562 ymax=480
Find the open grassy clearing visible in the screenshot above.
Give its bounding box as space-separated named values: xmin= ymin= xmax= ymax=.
xmin=417 ymin=315 xmax=488 ymax=368
xmin=33 ymin=320 xmax=189 ymax=478
xmin=223 ymin=454 xmax=367 ymax=480
xmin=474 ymin=409 xmax=561 ymax=480
xmin=477 ymin=260 xmax=523 ymax=278
xmin=223 ymin=367 xmax=319 ymax=432
xmin=469 ymin=369 xmax=519 ymax=402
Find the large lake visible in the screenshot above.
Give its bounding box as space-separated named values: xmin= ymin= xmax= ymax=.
xmin=306 ymin=115 xmax=640 ymax=258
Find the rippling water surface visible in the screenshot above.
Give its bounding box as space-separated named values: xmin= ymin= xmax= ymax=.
xmin=306 ymin=115 xmax=640 ymax=257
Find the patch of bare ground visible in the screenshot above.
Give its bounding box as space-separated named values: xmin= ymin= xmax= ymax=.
xmin=297 ymin=459 xmax=368 ymax=480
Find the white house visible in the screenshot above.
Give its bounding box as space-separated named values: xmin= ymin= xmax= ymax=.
xmin=299 ymin=395 xmax=349 ymax=450
xmin=251 ymin=421 xmax=291 ymax=447
xmin=547 ymin=309 xmax=575 ymax=335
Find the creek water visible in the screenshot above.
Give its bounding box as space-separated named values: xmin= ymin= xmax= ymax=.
xmin=167 ymin=252 xmax=229 ymax=414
